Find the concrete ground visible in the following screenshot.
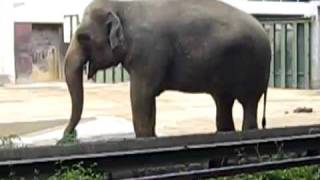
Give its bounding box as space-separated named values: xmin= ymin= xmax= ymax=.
xmin=0 ymin=82 xmax=320 ymax=140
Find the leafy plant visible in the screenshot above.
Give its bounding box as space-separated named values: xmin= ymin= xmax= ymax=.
xmin=0 ymin=135 xmax=22 ymax=149
xmin=48 ymin=162 xmax=105 ymax=180
xmin=211 ymin=165 xmax=320 ymax=180
xmin=57 ymin=130 xmax=78 ymax=145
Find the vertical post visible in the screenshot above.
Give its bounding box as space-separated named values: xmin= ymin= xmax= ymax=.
xmin=292 ymin=23 xmax=298 ymax=89
xmin=121 ymin=65 xmax=124 ymax=82
xmin=76 ymin=15 xmax=80 ymax=25
xmin=112 ymin=67 xmax=115 ymax=83
xmin=280 ymin=24 xmax=287 ymax=88
xmin=269 ymin=23 xmax=275 ymax=87
xmin=69 ymin=16 xmax=73 ymax=40
xmin=106 ymin=69 xmax=113 ymax=83
xmin=304 ymin=22 xmax=310 ymax=89
xmin=103 ymin=70 xmax=106 ymax=83
xmin=310 ymin=6 xmax=320 ymax=89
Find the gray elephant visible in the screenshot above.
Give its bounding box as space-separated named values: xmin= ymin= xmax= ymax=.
xmin=63 ymin=0 xmax=271 ymax=139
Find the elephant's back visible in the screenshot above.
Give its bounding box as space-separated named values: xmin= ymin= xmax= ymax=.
xmin=120 ymin=0 xmax=267 ymax=43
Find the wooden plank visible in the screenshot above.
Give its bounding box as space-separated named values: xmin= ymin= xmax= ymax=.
xmin=121 ymin=65 xmax=124 ymax=82
xmin=274 ymin=24 xmax=281 ymax=87
xmin=280 ymin=24 xmax=287 ymax=88
xmin=103 ymin=69 xmax=106 ymax=83
xmin=95 ymin=70 xmax=104 ymax=83
xmin=269 ymin=24 xmax=275 ymax=87
xmin=115 ymin=65 xmax=122 ymax=83
xmin=292 ymin=23 xmax=298 ymax=88
xmin=304 ymin=22 xmax=310 ymax=89
xmin=123 ymin=69 xmax=130 ymax=81
xmin=112 ymin=67 xmax=116 ymax=83
xmin=106 ymin=69 xmax=113 ymax=83
xmin=297 ymin=23 xmax=305 ymax=89
xmin=257 ymin=17 xmax=311 ymax=24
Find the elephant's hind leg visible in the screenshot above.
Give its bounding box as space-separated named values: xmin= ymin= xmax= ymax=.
xmin=212 ymin=93 xmax=235 ymax=131
xmin=238 ymin=96 xmax=259 ymax=130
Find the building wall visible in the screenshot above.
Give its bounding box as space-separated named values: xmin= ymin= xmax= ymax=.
xmin=311 ymin=6 xmax=320 ymax=88
xmin=0 ymin=0 xmax=15 ymax=83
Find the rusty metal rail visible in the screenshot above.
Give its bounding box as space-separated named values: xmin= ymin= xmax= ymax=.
xmin=0 ymin=125 xmax=320 ymax=179
xmin=135 ymin=155 xmax=320 ymax=180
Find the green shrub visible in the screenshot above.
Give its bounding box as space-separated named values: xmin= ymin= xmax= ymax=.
xmin=48 ymin=162 xmax=105 ymax=180
xmin=212 ymin=165 xmax=320 ymax=180
xmin=0 ymin=135 xmax=22 ymax=149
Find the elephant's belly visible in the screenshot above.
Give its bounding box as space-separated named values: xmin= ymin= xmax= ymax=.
xmin=163 ymin=60 xmax=267 ymax=95
xmin=163 ymin=67 xmax=216 ymax=93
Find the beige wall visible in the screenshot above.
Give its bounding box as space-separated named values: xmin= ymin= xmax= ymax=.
xmin=0 ymin=0 xmax=15 ymax=83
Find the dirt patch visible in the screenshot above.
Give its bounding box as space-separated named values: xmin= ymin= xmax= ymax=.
xmin=0 ymin=120 xmax=67 ymax=136
xmin=0 ymin=83 xmax=320 ymax=137
xmin=293 ymin=107 xmax=313 ymax=113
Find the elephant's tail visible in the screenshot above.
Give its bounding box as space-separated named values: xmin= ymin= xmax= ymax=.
xmin=261 ymin=89 xmax=268 ymax=129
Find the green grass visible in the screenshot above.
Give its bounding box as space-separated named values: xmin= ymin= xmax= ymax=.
xmin=0 ymin=135 xmax=22 ymax=148
xmin=48 ymin=162 xmax=105 ymax=180
xmin=3 ymin=163 xmax=320 ymax=179
xmin=57 ymin=130 xmax=79 ymax=145
xmin=48 ymin=164 xmax=320 ymax=180
xmin=212 ymin=165 xmax=320 ymax=180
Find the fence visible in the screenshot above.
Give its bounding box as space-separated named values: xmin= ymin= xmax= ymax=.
xmin=94 ymin=65 xmax=130 ymax=83
xmin=1 ymin=125 xmax=320 ymax=179
xmin=260 ymin=17 xmax=311 ymax=89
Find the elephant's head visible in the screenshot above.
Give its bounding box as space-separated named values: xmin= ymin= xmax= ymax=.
xmin=63 ymin=2 xmax=126 ymax=137
xmin=76 ymin=4 xmax=125 ymax=78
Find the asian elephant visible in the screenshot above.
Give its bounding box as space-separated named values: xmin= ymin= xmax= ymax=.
xmin=63 ymin=0 xmax=271 ymax=139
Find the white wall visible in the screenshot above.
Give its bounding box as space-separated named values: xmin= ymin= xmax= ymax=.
xmin=223 ymin=0 xmax=318 ymax=16
xmin=14 ymin=0 xmax=92 ymax=23
xmin=311 ymin=5 xmax=320 ymax=89
xmin=0 ymin=0 xmax=15 ymax=83
xmin=13 ymin=0 xmax=320 ymax=24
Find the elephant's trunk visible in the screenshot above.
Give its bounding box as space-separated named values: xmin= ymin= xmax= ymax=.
xmin=63 ymin=38 xmax=86 ymax=137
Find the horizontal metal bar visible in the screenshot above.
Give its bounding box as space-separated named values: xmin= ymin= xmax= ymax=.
xmin=1 ymin=125 xmax=320 ymax=162
xmin=134 ymin=155 xmax=320 ymax=180
xmin=257 ymin=16 xmax=311 ymax=24
xmin=1 ymin=133 xmax=319 ymax=167
xmin=0 ymin=125 xmax=319 ymax=178
xmin=260 ymin=20 xmax=312 ymax=24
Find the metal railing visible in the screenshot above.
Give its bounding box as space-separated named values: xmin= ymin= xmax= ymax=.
xmin=0 ymin=125 xmax=320 ymax=179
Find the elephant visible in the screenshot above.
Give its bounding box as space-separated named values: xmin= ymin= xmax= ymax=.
xmin=62 ymin=0 xmax=271 ymax=139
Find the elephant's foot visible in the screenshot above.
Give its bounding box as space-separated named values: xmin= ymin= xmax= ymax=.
xmin=135 ymin=130 xmax=156 ymax=138
xmin=57 ymin=130 xmax=78 ymax=145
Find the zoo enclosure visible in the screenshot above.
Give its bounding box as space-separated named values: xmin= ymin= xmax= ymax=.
xmin=259 ymin=16 xmax=312 ymax=89
xmin=1 ymin=125 xmax=320 ymax=179
xmin=65 ymin=15 xmax=312 ymax=89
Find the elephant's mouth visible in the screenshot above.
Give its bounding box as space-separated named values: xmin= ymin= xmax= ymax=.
xmin=87 ymin=58 xmax=118 ymax=79
xmin=87 ymin=60 xmax=97 ymax=79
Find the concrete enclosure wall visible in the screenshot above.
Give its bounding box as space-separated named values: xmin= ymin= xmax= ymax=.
xmin=0 ymin=0 xmax=15 ymax=83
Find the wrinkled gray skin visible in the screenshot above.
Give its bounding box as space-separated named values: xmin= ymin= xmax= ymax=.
xmin=63 ymin=0 xmax=271 ymax=138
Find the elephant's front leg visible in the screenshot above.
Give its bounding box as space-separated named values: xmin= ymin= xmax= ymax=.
xmin=130 ymin=80 xmax=157 ymax=137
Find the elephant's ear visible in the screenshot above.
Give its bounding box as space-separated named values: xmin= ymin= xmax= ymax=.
xmin=105 ymin=11 xmax=125 ymax=49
